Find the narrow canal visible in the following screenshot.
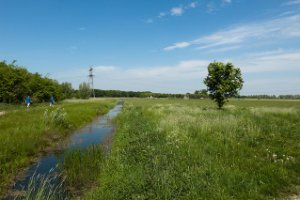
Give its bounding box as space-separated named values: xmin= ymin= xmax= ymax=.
xmin=9 ymin=101 xmax=123 ymax=199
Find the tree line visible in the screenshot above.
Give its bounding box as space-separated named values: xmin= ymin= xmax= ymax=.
xmin=0 ymin=61 xmax=73 ymax=103
xmin=92 ymin=89 xmax=209 ymax=99
xmin=2 ymin=60 xmax=298 ymax=107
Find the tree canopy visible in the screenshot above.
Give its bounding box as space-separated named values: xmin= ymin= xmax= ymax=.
xmin=204 ymin=62 xmax=243 ymax=109
xmin=0 ymin=61 xmax=73 ymax=103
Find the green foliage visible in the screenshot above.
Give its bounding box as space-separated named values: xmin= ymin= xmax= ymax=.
xmin=61 ymin=145 xmax=103 ymax=195
xmin=0 ymin=99 xmax=116 ymax=196
xmin=44 ymin=107 xmax=71 ymax=130
xmin=204 ymin=62 xmax=243 ymax=108
xmin=79 ymin=82 xmax=91 ymax=99
xmin=15 ymin=173 xmax=65 ymax=200
xmin=94 ymin=89 xmax=187 ymax=99
xmin=61 ymin=82 xmax=74 ymax=99
xmin=0 ymin=61 xmax=64 ymax=103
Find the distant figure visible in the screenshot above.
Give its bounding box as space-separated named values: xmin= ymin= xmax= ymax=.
xmin=49 ymin=96 xmax=55 ymax=106
xmin=26 ymin=96 xmax=31 ymax=108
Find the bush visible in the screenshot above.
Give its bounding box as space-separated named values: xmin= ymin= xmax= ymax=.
xmin=44 ymin=107 xmax=71 ymax=130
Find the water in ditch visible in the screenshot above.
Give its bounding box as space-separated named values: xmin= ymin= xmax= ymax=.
xmin=9 ymin=101 xmax=123 ymax=199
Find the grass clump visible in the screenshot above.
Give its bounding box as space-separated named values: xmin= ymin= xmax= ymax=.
xmin=13 ymin=172 xmax=65 ymax=200
xmin=85 ymin=99 xmax=300 ymax=200
xmin=60 ymin=145 xmax=103 ymax=196
xmin=44 ymin=107 xmax=71 ymax=130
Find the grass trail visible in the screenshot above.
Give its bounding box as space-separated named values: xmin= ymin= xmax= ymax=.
xmin=85 ymin=99 xmax=300 ymax=200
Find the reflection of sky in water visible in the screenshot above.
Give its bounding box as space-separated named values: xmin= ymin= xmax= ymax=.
xmin=12 ymin=103 xmax=123 ymax=193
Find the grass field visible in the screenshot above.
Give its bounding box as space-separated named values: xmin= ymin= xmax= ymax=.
xmin=83 ymin=99 xmax=300 ymax=200
xmin=0 ymin=99 xmax=116 ymax=196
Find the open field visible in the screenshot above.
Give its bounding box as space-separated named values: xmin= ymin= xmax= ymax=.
xmin=0 ymin=99 xmax=116 ymax=196
xmin=83 ymin=99 xmax=300 ymax=200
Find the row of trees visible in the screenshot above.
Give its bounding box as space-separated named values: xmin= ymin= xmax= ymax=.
xmin=0 ymin=61 xmax=73 ymax=103
xmin=4 ymin=60 xmax=298 ymax=108
xmin=0 ymin=61 xmax=210 ymax=103
xmin=92 ymin=89 xmax=209 ymax=99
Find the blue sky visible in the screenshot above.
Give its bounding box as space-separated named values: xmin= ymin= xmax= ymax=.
xmin=1 ymin=0 xmax=300 ymax=95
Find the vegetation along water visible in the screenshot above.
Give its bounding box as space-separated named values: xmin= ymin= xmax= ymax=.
xmin=0 ymin=99 xmax=116 ymax=197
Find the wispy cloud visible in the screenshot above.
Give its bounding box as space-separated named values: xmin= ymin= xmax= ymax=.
xmin=54 ymin=60 xmax=210 ymax=93
xmin=170 ymin=7 xmax=184 ymax=16
xmin=206 ymin=2 xmax=217 ymax=13
xmin=223 ymin=0 xmax=232 ymax=4
xmin=164 ymin=42 xmax=191 ymax=51
xmin=78 ymin=27 xmax=86 ymax=31
xmin=207 ymin=45 xmax=241 ymax=53
xmin=145 ymin=18 xmax=154 ymax=23
xmin=146 ymin=1 xmax=198 ymax=23
xmin=207 ymin=0 xmax=232 ymax=13
xmin=94 ymin=66 xmax=116 ymax=72
xmin=53 ymin=48 xmax=300 ymax=94
xmin=189 ymin=2 xmax=197 ymax=8
xmin=164 ymin=14 xmax=300 ymax=51
xmin=282 ymin=0 xmax=300 ymax=6
xmin=235 ymin=50 xmax=300 ymax=73
xmin=146 ymin=0 xmax=232 ymax=23
xmin=158 ymin=12 xmax=166 ymax=18
xmin=67 ymin=46 xmax=78 ymax=53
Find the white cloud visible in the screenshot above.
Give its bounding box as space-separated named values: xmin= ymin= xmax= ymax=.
xmin=207 ymin=45 xmax=241 ymax=53
xmin=94 ymin=66 xmax=116 ymax=72
xmin=189 ymin=2 xmax=198 ymax=8
xmin=164 ymin=14 xmax=300 ymax=51
xmin=223 ymin=0 xmax=232 ymax=4
xmin=53 ymin=49 xmax=300 ymax=95
xmin=170 ymin=7 xmax=184 ymax=16
xmin=79 ymin=27 xmax=86 ymax=31
xmin=67 ymin=46 xmax=78 ymax=53
xmin=148 ymin=1 xmax=199 ymax=23
xmin=206 ymin=2 xmax=217 ymax=13
xmin=53 ymin=60 xmax=210 ymax=93
xmin=282 ymin=0 xmax=300 ymax=5
xmin=241 ymin=78 xmax=300 ymax=95
xmin=158 ymin=12 xmax=166 ymax=18
xmin=235 ymin=51 xmax=300 ymax=73
xmin=146 ymin=18 xmax=154 ymax=23
xmin=164 ymin=42 xmax=191 ymax=51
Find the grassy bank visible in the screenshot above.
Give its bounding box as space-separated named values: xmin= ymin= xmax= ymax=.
xmin=85 ymin=99 xmax=300 ymax=199
xmin=0 ymin=99 xmax=116 ymax=196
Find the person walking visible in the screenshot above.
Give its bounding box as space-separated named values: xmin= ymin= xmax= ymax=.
xmin=26 ymin=96 xmax=31 ymax=108
xmin=49 ymin=95 xmax=55 ymax=106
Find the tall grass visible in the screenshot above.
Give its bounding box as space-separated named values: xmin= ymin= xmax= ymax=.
xmin=85 ymin=99 xmax=300 ymax=199
xmin=0 ymin=99 xmax=116 ymax=196
xmin=60 ymin=145 xmax=103 ymax=197
xmin=11 ymin=168 xmax=65 ymax=200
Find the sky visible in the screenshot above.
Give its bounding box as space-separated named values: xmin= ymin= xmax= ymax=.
xmin=1 ymin=0 xmax=300 ymax=95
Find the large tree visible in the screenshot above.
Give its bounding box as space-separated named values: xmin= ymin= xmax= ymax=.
xmin=204 ymin=62 xmax=243 ymax=109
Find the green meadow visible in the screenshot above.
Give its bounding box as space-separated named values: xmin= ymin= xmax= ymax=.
xmin=83 ymin=99 xmax=300 ymax=200
xmin=0 ymin=99 xmax=116 ymax=196
xmin=1 ymin=98 xmax=300 ymax=199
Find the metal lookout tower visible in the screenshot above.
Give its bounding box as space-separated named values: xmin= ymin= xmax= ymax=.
xmin=88 ymin=66 xmax=95 ymax=98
